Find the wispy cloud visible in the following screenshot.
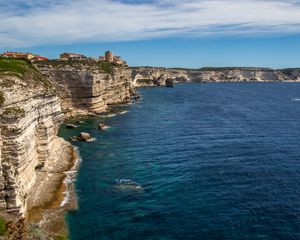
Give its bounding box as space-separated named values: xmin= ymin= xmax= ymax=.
xmin=1 ymin=0 xmax=300 ymax=47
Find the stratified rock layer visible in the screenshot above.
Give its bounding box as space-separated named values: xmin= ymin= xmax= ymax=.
xmin=35 ymin=61 xmax=133 ymax=118
xmin=131 ymin=67 xmax=300 ymax=86
xmin=0 ymin=72 xmax=64 ymax=216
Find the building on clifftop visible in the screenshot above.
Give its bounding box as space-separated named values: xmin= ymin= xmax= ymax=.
xmin=99 ymin=51 xmax=127 ymax=65
xmin=105 ymin=51 xmax=114 ymax=62
xmin=60 ymin=53 xmax=88 ymax=61
xmin=2 ymin=52 xmax=35 ymax=60
xmin=113 ymin=56 xmax=127 ymax=65
xmin=1 ymin=52 xmax=48 ymax=61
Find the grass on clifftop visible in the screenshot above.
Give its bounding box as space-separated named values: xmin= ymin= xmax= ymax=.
xmin=99 ymin=62 xmax=115 ymax=74
xmin=0 ymin=57 xmax=33 ymax=77
xmin=99 ymin=61 xmax=122 ymax=74
xmin=0 ymin=57 xmax=54 ymax=91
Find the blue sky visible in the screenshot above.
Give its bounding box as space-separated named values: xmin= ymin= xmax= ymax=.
xmin=1 ymin=0 xmax=300 ymax=68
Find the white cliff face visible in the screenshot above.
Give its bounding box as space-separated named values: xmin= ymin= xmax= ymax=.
xmin=35 ymin=61 xmax=133 ymax=118
xmin=131 ymin=67 xmax=190 ymax=87
xmin=0 ymin=74 xmax=64 ymax=216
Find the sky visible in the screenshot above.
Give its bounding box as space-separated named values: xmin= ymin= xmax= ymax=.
xmin=0 ymin=0 xmax=300 ymax=68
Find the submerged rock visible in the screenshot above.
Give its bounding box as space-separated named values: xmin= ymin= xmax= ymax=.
xmin=66 ymin=124 xmax=78 ymax=129
xmin=114 ymin=179 xmax=143 ymax=191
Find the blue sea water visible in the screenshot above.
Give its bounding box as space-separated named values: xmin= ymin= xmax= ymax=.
xmin=59 ymin=83 xmax=300 ymax=240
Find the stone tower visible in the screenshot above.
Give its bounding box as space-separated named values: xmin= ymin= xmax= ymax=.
xmin=105 ymin=51 xmax=113 ymax=62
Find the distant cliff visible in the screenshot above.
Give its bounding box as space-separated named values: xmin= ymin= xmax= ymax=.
xmin=131 ymin=67 xmax=300 ymax=87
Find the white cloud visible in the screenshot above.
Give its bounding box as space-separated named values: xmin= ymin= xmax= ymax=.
xmin=0 ymin=0 xmax=300 ymax=47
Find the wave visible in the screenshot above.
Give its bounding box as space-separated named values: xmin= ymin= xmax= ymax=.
xmin=61 ymin=147 xmax=82 ymax=207
xmin=86 ymin=138 xmax=97 ymax=142
xmin=106 ymin=113 xmax=117 ymax=117
xmin=119 ymin=110 xmax=128 ymax=115
xmin=292 ymin=98 xmax=300 ymax=101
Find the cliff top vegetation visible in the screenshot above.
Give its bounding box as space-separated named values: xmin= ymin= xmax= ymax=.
xmin=0 ymin=57 xmax=34 ymax=78
xmin=0 ymin=57 xmax=54 ymax=92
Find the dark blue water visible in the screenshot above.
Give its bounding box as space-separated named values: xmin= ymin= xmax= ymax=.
xmin=60 ymin=83 xmax=300 ymax=240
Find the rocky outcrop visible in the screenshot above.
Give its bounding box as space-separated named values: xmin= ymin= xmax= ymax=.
xmin=131 ymin=67 xmax=190 ymax=87
xmin=131 ymin=67 xmax=300 ymax=86
xmin=70 ymin=132 xmax=92 ymax=142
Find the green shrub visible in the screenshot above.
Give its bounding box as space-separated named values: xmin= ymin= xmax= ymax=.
xmin=0 ymin=217 xmax=7 ymax=235
xmin=3 ymin=107 xmax=25 ymax=118
xmin=55 ymin=234 xmax=67 ymax=240
xmin=99 ymin=62 xmax=114 ymax=74
xmin=0 ymin=91 xmax=4 ymax=106
xmin=0 ymin=57 xmax=33 ymax=77
xmin=0 ymin=57 xmax=54 ymax=91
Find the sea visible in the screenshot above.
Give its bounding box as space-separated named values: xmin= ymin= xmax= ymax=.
xmin=59 ymin=83 xmax=300 ymax=240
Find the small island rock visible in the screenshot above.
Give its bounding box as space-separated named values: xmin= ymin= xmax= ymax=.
xmin=70 ymin=132 xmax=92 ymax=142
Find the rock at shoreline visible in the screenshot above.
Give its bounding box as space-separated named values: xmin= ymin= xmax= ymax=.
xmin=66 ymin=124 xmax=78 ymax=129
xmin=165 ymin=78 xmax=175 ymax=87
xmin=98 ymin=123 xmax=109 ymax=130
xmin=70 ymin=132 xmax=92 ymax=142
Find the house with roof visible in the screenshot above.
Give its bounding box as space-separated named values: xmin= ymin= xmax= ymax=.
xmin=60 ymin=53 xmax=88 ymax=61
xmin=2 ymin=52 xmax=35 ymax=60
xmin=1 ymin=52 xmax=49 ymax=61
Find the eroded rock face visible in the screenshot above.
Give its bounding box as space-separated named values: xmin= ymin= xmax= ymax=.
xmin=0 ymin=74 xmax=64 ymax=216
xmin=35 ymin=61 xmax=134 ymax=118
xmin=131 ymin=67 xmax=190 ymax=87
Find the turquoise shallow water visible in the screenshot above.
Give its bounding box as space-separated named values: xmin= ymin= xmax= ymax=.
xmin=59 ymin=83 xmax=300 ymax=240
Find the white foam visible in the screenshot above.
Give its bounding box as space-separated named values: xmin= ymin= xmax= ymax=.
xmin=292 ymin=98 xmax=300 ymax=101
xmin=60 ymin=147 xmax=82 ymax=207
xmin=119 ymin=110 xmax=128 ymax=115
xmin=106 ymin=113 xmax=117 ymax=117
xmin=86 ymin=137 xmax=96 ymax=142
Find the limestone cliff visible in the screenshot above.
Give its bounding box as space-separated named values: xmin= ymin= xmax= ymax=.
xmin=34 ymin=61 xmax=133 ymax=118
xmin=0 ymin=58 xmax=64 ymax=216
xmin=131 ymin=67 xmax=300 ymax=86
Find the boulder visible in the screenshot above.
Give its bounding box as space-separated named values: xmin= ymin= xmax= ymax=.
xmin=70 ymin=132 xmax=92 ymax=142
xmin=78 ymin=132 xmax=91 ymax=141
